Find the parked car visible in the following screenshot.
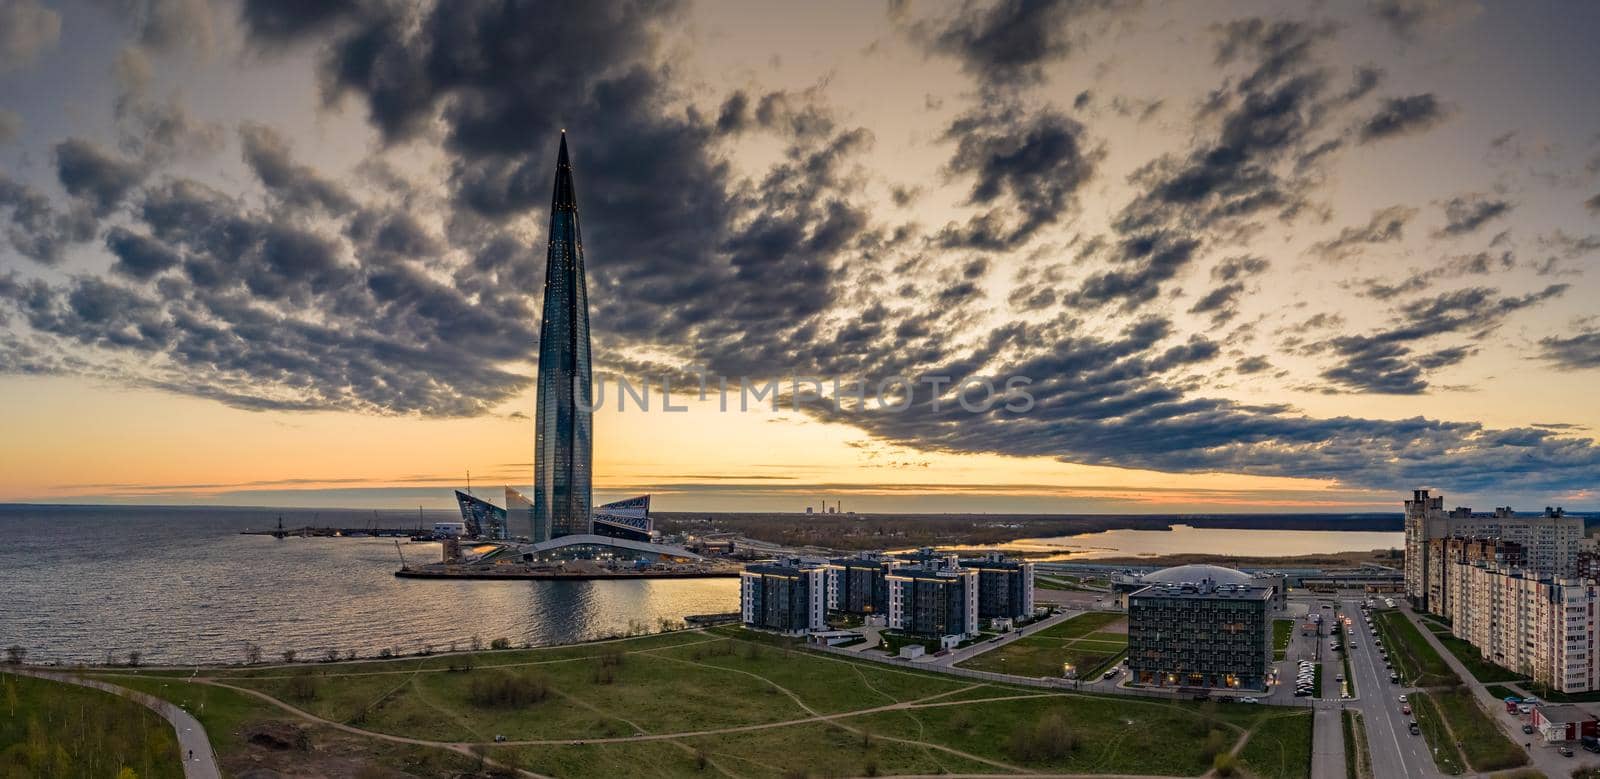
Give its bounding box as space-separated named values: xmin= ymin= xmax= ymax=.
xmin=1398 ymin=694 xmax=1408 ymax=702
xmin=1408 ymin=722 xmax=1420 ymax=735
xmin=1401 ymin=705 xmax=1410 ymax=715
xmin=1522 ymin=724 xmax=1536 ymax=734
xmin=1559 ymin=746 xmax=1574 ymax=758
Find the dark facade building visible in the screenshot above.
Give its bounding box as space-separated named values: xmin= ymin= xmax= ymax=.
xmin=533 ymin=133 xmax=594 ymax=541
xmin=964 ymin=554 xmax=1036 ymax=621
xmin=826 ymin=556 xmax=898 ymax=615
xmin=886 ymin=567 xmax=979 ymax=638
xmin=591 ymin=495 xmax=652 ymax=543
xmin=454 ymin=490 xmax=508 ymax=540
xmin=1126 ymin=565 xmax=1272 ymax=690
xmin=740 ymin=561 xmax=826 ymax=634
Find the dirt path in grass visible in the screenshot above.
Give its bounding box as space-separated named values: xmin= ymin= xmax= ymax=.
xmin=216 ymin=636 xmax=723 ymax=680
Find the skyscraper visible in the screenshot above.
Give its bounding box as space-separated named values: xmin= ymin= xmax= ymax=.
xmin=533 ymin=133 xmax=594 ymax=540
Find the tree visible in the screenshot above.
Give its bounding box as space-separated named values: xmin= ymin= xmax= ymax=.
xmin=117 ymin=767 xmax=139 ymax=779
xmin=489 ymin=637 xmax=510 ymax=650
xmin=3 ymin=645 xmax=24 ymax=665
xmin=282 ymin=649 xmax=297 ymax=664
xmin=470 ymin=635 xmax=483 ymax=652
xmin=126 ymin=650 xmax=141 ymax=667
xmin=323 ymin=648 xmax=339 ymax=663
xmin=243 ymin=642 xmax=262 ymax=665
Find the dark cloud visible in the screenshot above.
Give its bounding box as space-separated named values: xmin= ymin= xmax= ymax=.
xmin=1367 ymin=0 xmax=1476 ymax=41
xmin=1358 ymin=94 xmax=1448 ymax=143
xmin=790 ymin=308 xmax=1600 ymax=496
xmin=1236 ymin=355 xmax=1272 ymax=374
xmin=1309 ymin=205 xmax=1415 ymax=260
xmin=1539 ymin=330 xmax=1600 ymax=371
xmin=1064 ymin=19 xmax=1346 ymax=311
xmin=920 ymin=0 xmax=1123 ymax=89
xmin=1436 ymin=194 xmax=1512 ymax=237
xmin=55 ymin=138 xmax=148 ymax=214
xmin=1585 ymin=193 xmax=1600 ymax=213
xmin=104 ymin=226 xmax=181 ymax=280
xmin=0 ymin=173 xmax=97 ymax=263
xmin=238 ymin=123 xmax=357 ymax=215
xmin=1313 ymin=284 xmax=1568 ymax=393
xmin=937 ymin=103 xmax=1098 ymax=250
xmin=0 ymin=0 xmax=60 ymax=72
xmin=238 ymin=0 xmax=361 ymax=44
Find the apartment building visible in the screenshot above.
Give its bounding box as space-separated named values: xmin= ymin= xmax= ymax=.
xmin=1449 ymin=561 xmax=1600 ymax=694
xmin=1404 ymin=489 xmax=1585 ymax=613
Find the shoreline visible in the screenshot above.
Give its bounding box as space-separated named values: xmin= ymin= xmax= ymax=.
xmin=394 ymin=567 xmax=740 ymax=581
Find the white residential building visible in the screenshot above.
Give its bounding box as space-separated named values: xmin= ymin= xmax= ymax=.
xmin=1404 ymin=489 xmax=1586 ymax=613
xmin=1449 ymin=561 xmax=1600 ymax=694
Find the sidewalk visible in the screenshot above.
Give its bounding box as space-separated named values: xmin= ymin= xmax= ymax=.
xmin=3 ymin=668 xmax=220 ymax=779
xmin=1400 ymin=606 xmax=1566 ymax=777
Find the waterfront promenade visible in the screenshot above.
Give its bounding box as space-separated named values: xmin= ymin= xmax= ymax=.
xmin=4 ymin=667 xmax=221 ymax=779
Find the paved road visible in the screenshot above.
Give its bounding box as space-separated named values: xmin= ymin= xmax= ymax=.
xmin=1341 ymin=597 xmax=1442 ymax=778
xmin=1310 ymin=704 xmax=1344 ymax=779
xmin=1398 ymin=604 xmax=1600 ymax=778
xmin=4 ymin=668 xmax=220 ymax=779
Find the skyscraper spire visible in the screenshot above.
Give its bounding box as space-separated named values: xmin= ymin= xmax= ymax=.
xmin=532 ymin=133 xmax=593 ymax=540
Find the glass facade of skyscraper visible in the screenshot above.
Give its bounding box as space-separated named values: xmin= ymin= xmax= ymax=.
xmin=533 ymin=134 xmax=594 ymax=540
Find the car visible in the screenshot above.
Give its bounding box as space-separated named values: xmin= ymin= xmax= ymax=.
xmin=1401 ymin=705 xmax=1411 ymax=715
xmin=1390 ymin=674 xmax=1400 ymax=683
xmin=1217 ymin=695 xmax=1236 ymax=703
xmin=1398 ymin=694 xmax=1408 ymax=702
xmin=1408 ymin=722 xmax=1420 ymax=735
xmin=1583 ymin=740 xmax=1600 ymax=754
xmin=1519 ymin=704 xmax=1534 ymax=714
xmin=1349 ymin=642 xmax=1358 ymax=648
xmin=1523 ymin=724 xmax=1536 ymax=734
xmin=1240 ymin=697 xmax=1259 ymax=704
xmin=1559 ymin=746 xmax=1574 ymax=758
xmin=1336 ymin=675 xmax=1345 ymax=682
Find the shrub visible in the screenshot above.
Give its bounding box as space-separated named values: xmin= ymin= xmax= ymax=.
xmin=287 ymin=673 xmax=319 ymax=702
xmin=1213 ymin=752 xmax=1237 ymax=776
xmin=467 ymin=672 xmax=551 ymax=708
xmin=1007 ymin=710 xmax=1075 ymax=762
xmin=489 ymin=637 xmax=511 ymax=650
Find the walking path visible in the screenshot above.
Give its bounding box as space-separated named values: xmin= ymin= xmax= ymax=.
xmin=3 ymin=668 xmax=221 ymax=779
xmin=924 ymin=608 xmax=1079 ymax=667
xmin=1399 ymin=606 xmax=1565 ymax=777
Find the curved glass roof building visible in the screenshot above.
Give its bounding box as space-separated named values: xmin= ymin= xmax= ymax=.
xmin=533 ymin=133 xmax=593 ymax=540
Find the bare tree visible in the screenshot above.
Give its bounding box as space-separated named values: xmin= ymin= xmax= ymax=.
xmin=126 ymin=650 xmax=141 ymax=667
xmin=3 ymin=645 xmax=23 ymax=665
xmin=243 ymin=642 xmax=263 ymax=665
xmin=282 ymin=649 xmax=297 ymax=664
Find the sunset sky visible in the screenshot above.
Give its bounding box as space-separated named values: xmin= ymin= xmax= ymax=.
xmin=1 ymin=0 xmax=1597 ymax=513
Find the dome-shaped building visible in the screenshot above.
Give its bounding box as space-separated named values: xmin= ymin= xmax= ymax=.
xmin=1141 ymin=563 xmax=1254 ymax=587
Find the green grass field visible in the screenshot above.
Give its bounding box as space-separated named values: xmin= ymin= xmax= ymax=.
xmin=1374 ymin=611 xmax=1460 ymax=688
xmin=1429 ymin=687 xmax=1526 ymax=773
xmin=56 ymin=625 xmax=1322 ymax=777
xmin=1237 ymin=710 xmax=1313 ymax=779
xmin=0 ymin=672 xmax=181 ymax=779
xmin=1411 ymin=691 xmax=1466 ymax=775
xmin=90 ymin=627 xmax=1312 ymax=779
xmin=955 ymin=612 xmax=1128 ymax=679
xmin=1273 ymin=619 xmax=1294 ymax=661
xmin=1435 ymin=633 xmax=1526 ymax=684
